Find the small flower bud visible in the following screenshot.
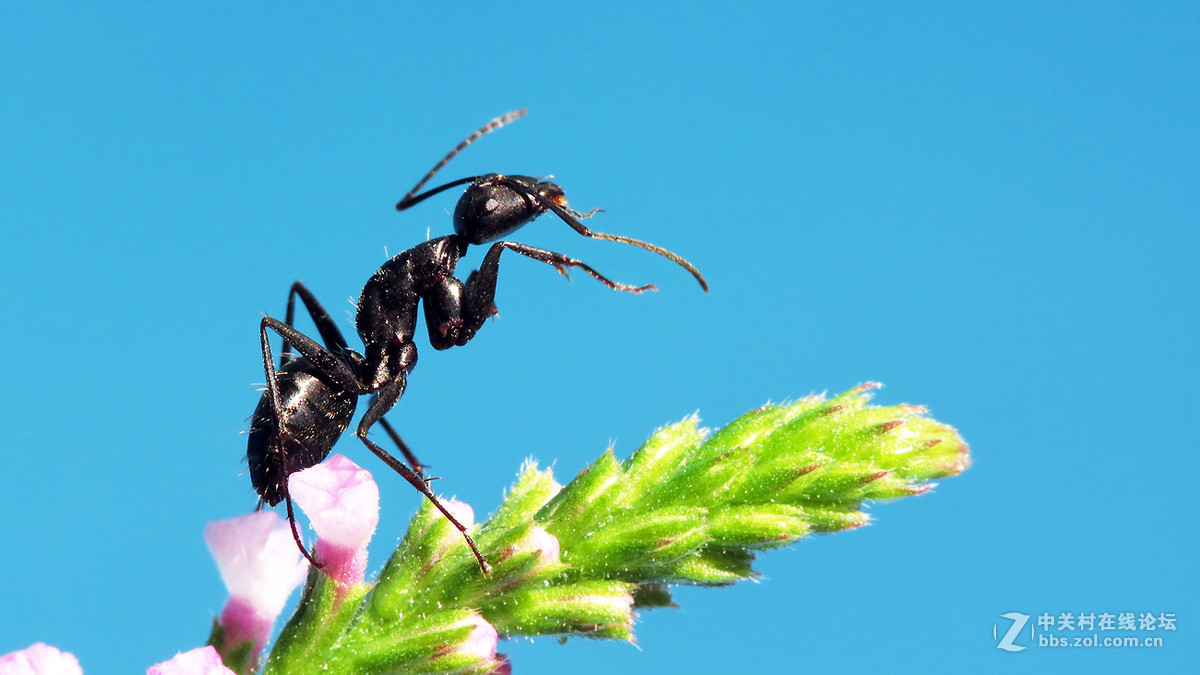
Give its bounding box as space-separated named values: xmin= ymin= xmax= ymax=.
xmin=426 ymin=613 xmax=500 ymax=673
xmin=346 ymin=610 xmax=500 ymax=674
xmin=498 ymin=581 xmax=636 ymax=640
xmin=488 ymin=461 xmax=561 ymax=530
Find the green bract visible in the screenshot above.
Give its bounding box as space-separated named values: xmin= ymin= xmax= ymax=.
xmin=247 ymin=385 xmax=968 ymax=675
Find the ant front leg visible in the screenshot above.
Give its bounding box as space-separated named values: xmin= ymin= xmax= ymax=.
xmin=356 ymin=370 xmax=490 ymax=573
xmin=458 ymin=240 xmax=657 ymax=335
xmin=420 ymin=275 xmax=468 ymax=351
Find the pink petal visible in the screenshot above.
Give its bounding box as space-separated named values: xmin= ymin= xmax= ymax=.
xmin=525 ymin=526 xmax=560 ymax=562
xmin=289 ymin=454 xmax=380 ymax=549
xmin=489 ymin=654 xmax=512 ymax=675
xmin=0 ymin=643 xmax=82 ymax=675
xmin=443 ymin=499 xmax=475 ymax=530
xmin=204 ymin=511 xmax=307 ymax=659
xmin=458 ymin=613 xmax=499 ymax=662
xmin=289 ymin=454 xmax=379 ymax=586
xmin=146 ymin=646 xmax=235 ymax=675
xmin=216 ymin=596 xmax=273 ymax=657
xmin=203 ymin=511 xmax=307 ymax=618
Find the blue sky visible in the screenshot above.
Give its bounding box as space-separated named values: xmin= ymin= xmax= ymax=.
xmin=1 ymin=3 xmax=1195 ymax=673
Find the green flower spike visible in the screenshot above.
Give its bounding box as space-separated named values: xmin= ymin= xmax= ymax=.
xmin=261 ymin=384 xmax=969 ymax=673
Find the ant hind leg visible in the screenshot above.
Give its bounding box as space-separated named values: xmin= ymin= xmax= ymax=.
xmin=356 ymin=376 xmax=490 ymax=573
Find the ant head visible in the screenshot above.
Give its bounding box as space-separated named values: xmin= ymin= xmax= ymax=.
xmin=534 ymin=179 xmax=568 ymax=208
xmin=453 ymin=174 xmax=559 ymax=246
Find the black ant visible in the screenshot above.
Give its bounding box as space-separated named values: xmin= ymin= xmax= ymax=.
xmin=246 ymin=110 xmax=708 ymax=573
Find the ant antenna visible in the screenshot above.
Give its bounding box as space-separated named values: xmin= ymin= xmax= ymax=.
xmin=397 ymin=109 xmax=529 ymax=211
xmin=592 ymin=230 xmax=709 ymax=293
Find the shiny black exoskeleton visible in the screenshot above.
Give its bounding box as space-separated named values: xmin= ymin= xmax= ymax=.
xmin=247 ymin=110 xmax=708 ymax=572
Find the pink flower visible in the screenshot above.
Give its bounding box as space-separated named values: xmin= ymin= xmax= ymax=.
xmin=524 ymin=526 xmax=560 ymax=563
xmin=146 ymin=646 xmax=234 ymax=675
xmin=489 ymin=654 xmax=512 ymax=675
xmin=457 ymin=613 xmax=499 ymax=663
xmin=492 ymin=525 xmax=560 ymax=582
xmin=443 ymin=499 xmax=475 ymax=531
xmin=0 ymin=643 xmax=81 ymax=675
xmin=289 ymin=454 xmax=380 ymax=587
xmin=204 ymin=511 xmax=308 ymax=663
xmin=427 ymin=613 xmax=499 ymax=672
xmin=429 ymin=499 xmax=476 ymax=567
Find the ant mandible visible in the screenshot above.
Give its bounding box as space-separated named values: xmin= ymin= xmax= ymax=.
xmin=247 ymin=110 xmax=708 ymax=573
